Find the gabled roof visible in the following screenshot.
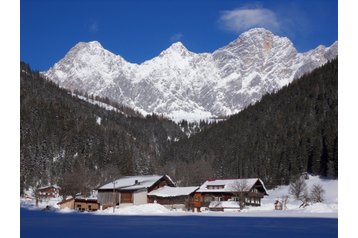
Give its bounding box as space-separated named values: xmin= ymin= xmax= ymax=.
xmin=196 ymin=178 xmax=268 ymax=195
xmin=37 ymin=185 xmax=61 ymax=190
xmin=148 ymin=186 xmax=199 ymax=197
xmin=98 ymin=175 xmax=173 ymax=191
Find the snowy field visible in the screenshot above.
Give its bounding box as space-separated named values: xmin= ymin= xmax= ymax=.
xmin=21 ymin=175 xmax=337 ymax=218
xmin=20 ymin=176 xmax=338 ymax=237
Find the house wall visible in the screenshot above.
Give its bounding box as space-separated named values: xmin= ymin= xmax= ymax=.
xmin=148 ymin=177 xmax=175 ymax=192
xmin=133 ymin=190 xmax=147 ymax=205
xmin=97 ymin=191 xmax=120 ymax=206
xmin=37 ymin=187 xmax=59 ymax=198
xmin=74 ymin=201 xmax=100 ymax=211
xmin=148 ymin=196 xmax=192 ymax=210
xmin=195 ymin=192 xmax=263 ymax=208
xmin=58 ymin=199 xmax=74 ymax=210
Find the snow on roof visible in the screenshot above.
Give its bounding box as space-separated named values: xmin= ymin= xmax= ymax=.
xmin=37 ymin=185 xmax=61 ymax=190
xmin=148 ymin=186 xmax=199 ymax=197
xmin=197 ymin=178 xmax=268 ymax=194
xmin=98 ymin=175 xmax=166 ymax=190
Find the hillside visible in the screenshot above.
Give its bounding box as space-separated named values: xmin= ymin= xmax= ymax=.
xmin=163 ymin=59 xmax=338 ymax=187
xmin=20 ymin=62 xmax=185 ymax=195
xmin=20 ymin=58 xmax=337 ymax=194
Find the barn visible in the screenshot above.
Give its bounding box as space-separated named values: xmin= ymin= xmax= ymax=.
xmin=97 ymin=175 xmax=175 ymax=209
xmin=148 ymin=186 xmax=198 ymax=210
xmin=193 ymin=178 xmax=268 ymax=211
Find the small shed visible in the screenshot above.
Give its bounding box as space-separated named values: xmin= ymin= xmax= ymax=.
xmin=57 ymin=196 xmax=99 ymax=212
xmin=274 ymin=200 xmax=283 ymax=210
xmin=57 ymin=197 xmax=75 ymax=210
xmin=148 ymin=186 xmax=198 ymax=210
xmin=74 ymin=197 xmax=100 ymax=212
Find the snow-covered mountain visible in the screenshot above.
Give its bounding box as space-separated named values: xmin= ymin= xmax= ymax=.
xmin=44 ymin=28 xmax=338 ymax=121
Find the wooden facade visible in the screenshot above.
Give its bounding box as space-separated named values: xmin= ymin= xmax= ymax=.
xmin=58 ymin=197 xmax=100 ymax=212
xmin=148 ymin=196 xmax=192 ymax=209
xmin=121 ymin=191 xmax=133 ymax=203
xmin=36 ymin=186 xmax=60 ymax=199
xmin=57 ymin=198 xmax=75 ymax=210
xmin=74 ymin=198 xmax=100 ymax=212
xmin=97 ymin=175 xmax=175 ymax=208
xmin=194 ymin=178 xmax=268 ymax=211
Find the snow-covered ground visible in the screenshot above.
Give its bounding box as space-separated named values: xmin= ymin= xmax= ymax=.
xmin=20 ymin=175 xmax=337 ymax=218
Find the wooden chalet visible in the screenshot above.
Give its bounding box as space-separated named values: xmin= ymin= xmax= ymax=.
xmin=193 ymin=178 xmax=268 ymax=211
xmin=97 ymin=175 xmax=175 ymax=209
xmin=147 ymin=186 xmax=198 ymax=210
xmin=36 ymin=185 xmax=60 ymax=199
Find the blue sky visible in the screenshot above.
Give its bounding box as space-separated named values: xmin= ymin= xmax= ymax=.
xmin=21 ymin=0 xmax=337 ymax=71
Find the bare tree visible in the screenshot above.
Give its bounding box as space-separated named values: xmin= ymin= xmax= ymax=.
xmin=231 ymin=180 xmax=249 ymax=209
xmin=289 ymin=176 xmax=308 ymax=200
xmin=299 ymin=190 xmax=310 ymax=208
xmin=310 ymin=184 xmax=325 ymax=203
xmin=281 ymin=195 xmax=289 ymax=210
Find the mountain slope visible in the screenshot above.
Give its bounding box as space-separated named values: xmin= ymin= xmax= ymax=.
xmin=162 ymin=59 xmax=338 ymax=186
xmin=44 ymin=28 xmax=337 ymax=121
xmin=20 ymin=62 xmax=185 ymax=193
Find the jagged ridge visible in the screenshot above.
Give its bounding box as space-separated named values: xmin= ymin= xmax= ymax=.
xmin=44 ymin=28 xmax=338 ymax=121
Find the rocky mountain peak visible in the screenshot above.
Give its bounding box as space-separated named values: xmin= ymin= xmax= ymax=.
xmin=159 ymin=41 xmax=191 ymax=57
xmin=44 ymin=28 xmax=338 ymax=122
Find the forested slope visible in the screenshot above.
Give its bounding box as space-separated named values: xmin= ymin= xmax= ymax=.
xmin=20 ymin=58 xmax=338 ymax=194
xmin=20 ymin=62 xmax=185 ymax=195
xmin=164 ymin=59 xmax=338 ymax=187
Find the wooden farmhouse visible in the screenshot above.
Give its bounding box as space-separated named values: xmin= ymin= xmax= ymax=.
xmin=57 ymin=197 xmax=75 ymax=210
xmin=193 ymin=178 xmax=268 ymax=211
xmin=147 ymin=186 xmax=199 ymax=210
xmin=36 ymin=185 xmax=60 ymax=199
xmin=97 ymin=175 xmax=175 ymax=209
xmin=57 ymin=196 xmax=100 ymax=212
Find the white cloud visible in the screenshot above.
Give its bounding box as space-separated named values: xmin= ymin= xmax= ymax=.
xmin=219 ymin=7 xmax=280 ymax=33
xmin=170 ymin=33 xmax=183 ymax=42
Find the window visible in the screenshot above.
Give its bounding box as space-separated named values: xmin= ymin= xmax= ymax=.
xmin=204 ymin=196 xmax=212 ymax=202
xmin=207 ymin=185 xmax=225 ymax=190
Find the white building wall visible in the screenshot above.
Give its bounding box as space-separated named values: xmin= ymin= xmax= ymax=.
xmin=133 ymin=190 xmax=148 ymax=205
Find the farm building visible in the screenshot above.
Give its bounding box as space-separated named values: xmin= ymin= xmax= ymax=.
xmin=193 ymin=178 xmax=268 ymax=211
xmin=36 ymin=185 xmax=60 ymax=199
xmin=57 ymin=196 xmax=100 ymax=212
xmin=148 ymin=186 xmax=198 ymax=210
xmin=74 ymin=196 xmax=100 ymax=212
xmin=57 ymin=197 xmax=75 ymax=210
xmin=97 ymin=175 xmax=175 ymax=209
